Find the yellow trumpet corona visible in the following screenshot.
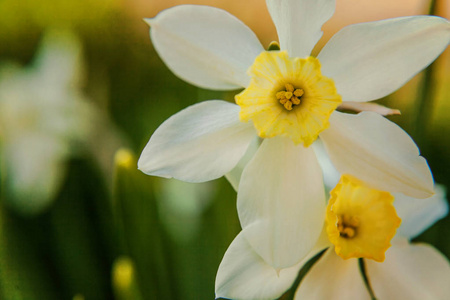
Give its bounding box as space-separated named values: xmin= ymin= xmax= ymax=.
xmin=326 ymin=175 xmax=402 ymax=262
xmin=236 ymin=51 xmax=342 ymax=146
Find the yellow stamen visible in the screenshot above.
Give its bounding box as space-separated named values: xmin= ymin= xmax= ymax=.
xmin=276 ymin=85 xmax=305 ymax=111
xmin=325 ymin=175 xmax=401 ymax=262
xmin=342 ymin=227 xmax=356 ymax=238
xmin=294 ymin=89 xmax=304 ymax=97
xmin=337 ymin=215 xmax=359 ymax=238
xmin=285 ymin=83 xmax=294 ymax=92
xmin=276 ymin=91 xmax=286 ymax=99
xmin=291 ymin=96 xmax=301 ymax=105
xmin=236 ymin=51 xmax=342 ymax=146
xmin=284 ymin=101 xmax=293 ymax=110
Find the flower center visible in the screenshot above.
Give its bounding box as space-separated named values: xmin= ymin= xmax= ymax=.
xmin=276 ymin=83 xmax=304 ymax=111
xmin=337 ymin=215 xmax=359 ymax=239
xmin=235 ymin=51 xmax=341 ymax=146
xmin=325 ymin=175 xmax=401 ymax=262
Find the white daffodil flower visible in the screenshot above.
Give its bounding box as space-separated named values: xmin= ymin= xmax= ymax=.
xmin=0 ymin=30 xmax=125 ymax=216
xmin=0 ymin=30 xmax=92 ymax=215
xmin=215 ymin=183 xmax=450 ymax=300
xmin=139 ymin=0 xmax=450 ymax=268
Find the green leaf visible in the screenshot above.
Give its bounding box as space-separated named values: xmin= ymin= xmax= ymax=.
xmin=112 ymin=149 xmax=176 ymax=299
xmin=278 ymin=249 xmax=327 ymax=300
xmin=0 ymin=208 xmax=59 ymax=300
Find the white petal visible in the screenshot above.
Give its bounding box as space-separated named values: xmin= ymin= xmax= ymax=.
xmin=138 ymin=100 xmax=255 ymax=182
xmin=215 ymin=230 xmax=301 ymax=300
xmin=224 ymin=136 xmax=261 ymax=191
xmin=4 ymin=134 xmax=69 ymax=215
xmin=312 ymin=139 xmax=340 ymax=193
xmin=318 ymin=16 xmax=450 ymax=102
xmin=266 ymin=0 xmax=336 ymax=57
xmin=366 ymin=242 xmax=450 ymax=300
xmin=147 ymin=5 xmax=264 ymax=90
xmin=394 ymin=184 xmax=448 ymax=240
xmin=320 ymin=111 xmax=434 ymax=198
xmin=295 ymin=248 xmax=371 ymax=300
xmin=33 ymin=30 xmax=83 ymax=91
xmin=237 ymin=137 xmax=325 ymax=269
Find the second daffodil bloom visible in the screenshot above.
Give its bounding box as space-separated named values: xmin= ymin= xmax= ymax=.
xmin=0 ymin=30 xmax=92 ymax=215
xmin=138 ymin=0 xmax=450 ymax=268
xmin=215 ymin=182 xmax=450 ymax=300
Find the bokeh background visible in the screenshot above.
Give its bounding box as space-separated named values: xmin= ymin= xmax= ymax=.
xmin=0 ymin=0 xmax=449 ymax=299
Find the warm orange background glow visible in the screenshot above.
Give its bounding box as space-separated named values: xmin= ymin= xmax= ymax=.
xmin=126 ymin=0 xmax=449 ymax=50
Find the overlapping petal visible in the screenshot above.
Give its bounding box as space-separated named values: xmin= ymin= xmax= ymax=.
xmin=312 ymin=139 xmax=340 ymax=192
xmin=146 ymin=5 xmax=264 ymax=90
xmin=237 ymin=137 xmax=325 ymax=268
xmin=215 ymin=231 xmax=301 ymax=300
xmin=320 ymin=111 xmax=434 ymax=198
xmin=294 ymin=249 xmax=371 ymax=300
xmin=225 ymin=136 xmax=261 ymax=191
xmin=138 ymin=100 xmax=255 ymax=182
xmin=394 ymin=185 xmax=448 ymax=240
xmin=266 ymin=0 xmax=336 ymax=57
xmin=366 ymin=242 xmax=450 ymax=300
xmin=318 ymin=16 xmax=450 ymax=102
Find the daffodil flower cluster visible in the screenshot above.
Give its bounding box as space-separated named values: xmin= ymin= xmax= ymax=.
xmin=138 ymin=0 xmax=450 ymax=298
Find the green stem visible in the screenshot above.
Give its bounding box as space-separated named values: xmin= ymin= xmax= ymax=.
xmin=0 ymin=137 xmax=4 ymax=204
xmin=428 ymin=0 xmax=437 ymax=15
xmin=358 ymin=258 xmax=377 ymax=300
xmin=278 ymin=249 xmax=326 ymax=300
xmin=413 ymin=0 xmax=439 ymax=144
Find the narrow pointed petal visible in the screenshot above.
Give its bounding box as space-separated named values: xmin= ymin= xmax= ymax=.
xmin=366 ymin=242 xmax=450 ymax=300
xmin=237 ymin=137 xmax=325 ymax=269
xmin=320 ymin=112 xmax=434 ymax=198
xmin=147 ymin=5 xmax=264 ymax=90
xmin=318 ymin=16 xmax=450 ymax=102
xmin=215 ymin=231 xmax=301 ymax=300
xmin=266 ymin=0 xmax=336 ymax=57
xmin=138 ymin=100 xmax=255 ymax=182
xmin=338 ymin=101 xmax=401 ymax=116
xmin=393 ymin=185 xmax=448 ymax=240
xmin=295 ymin=249 xmax=371 ymax=300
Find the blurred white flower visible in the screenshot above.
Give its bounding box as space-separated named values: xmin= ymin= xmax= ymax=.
xmin=0 ymin=30 xmax=123 ymax=215
xmin=138 ymin=0 xmax=449 ymax=268
xmin=0 ymin=30 xmax=88 ymax=215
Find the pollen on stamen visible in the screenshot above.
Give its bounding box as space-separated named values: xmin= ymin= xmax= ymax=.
xmin=337 ymin=215 xmax=359 ymax=239
xmin=285 ymin=83 xmax=294 ymax=92
xmin=276 ymin=83 xmax=304 ymax=111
